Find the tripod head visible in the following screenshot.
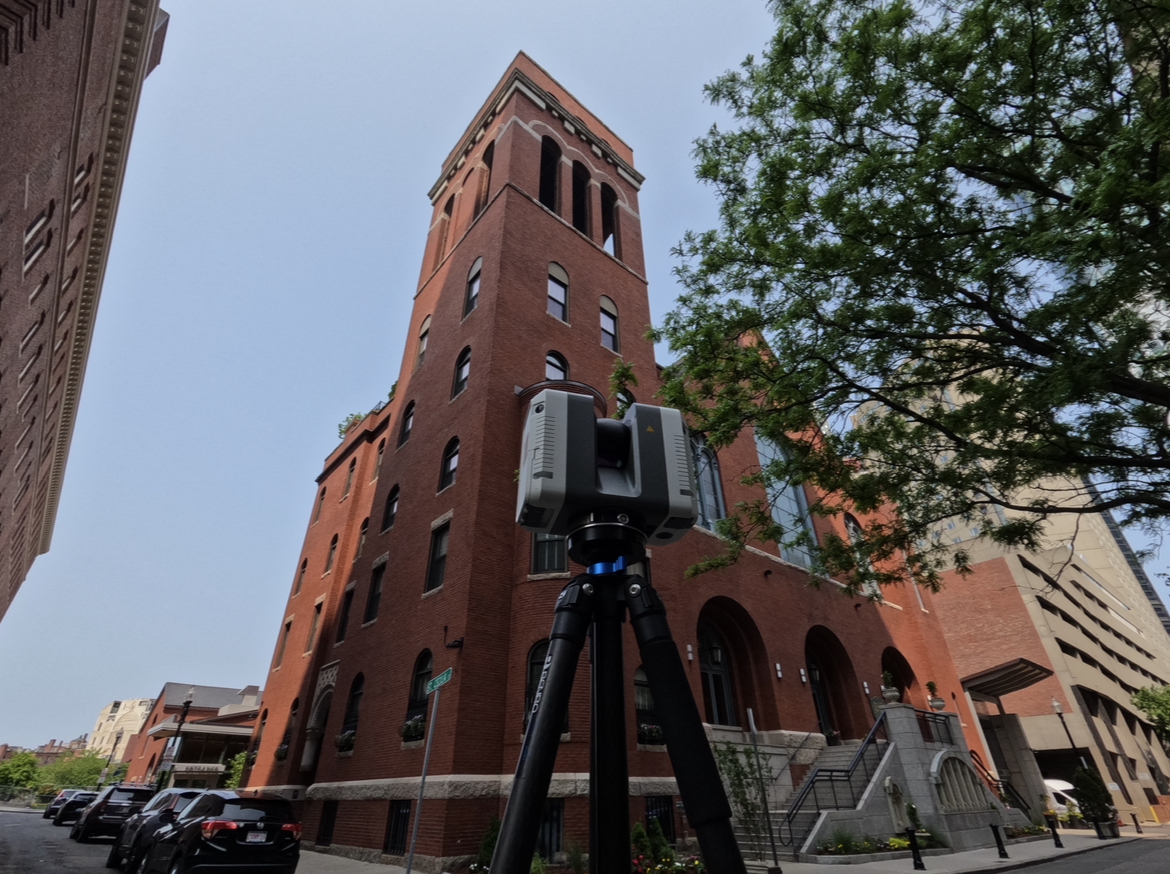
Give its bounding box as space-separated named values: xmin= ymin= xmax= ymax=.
xmin=566 ymin=509 xmax=647 ymax=568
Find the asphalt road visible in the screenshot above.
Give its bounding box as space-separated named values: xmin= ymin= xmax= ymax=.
xmin=0 ymin=809 xmax=115 ymax=873
xmin=1017 ymin=836 xmax=1170 ymax=874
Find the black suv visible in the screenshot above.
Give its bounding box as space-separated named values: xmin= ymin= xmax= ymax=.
xmin=44 ymin=789 xmax=86 ymax=819
xmin=70 ymin=784 xmax=156 ymax=842
xmin=107 ymin=788 xmax=201 ymax=871
xmin=54 ymin=791 xmax=98 ymax=825
xmin=139 ymin=790 xmax=300 ymax=874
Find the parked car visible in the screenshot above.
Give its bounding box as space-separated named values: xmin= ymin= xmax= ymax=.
xmin=137 ymin=790 xmax=300 ymax=874
xmin=53 ymin=791 xmax=98 ymax=825
xmin=70 ymin=783 xmax=156 ymax=842
xmin=106 ymin=788 xmax=201 ymax=871
xmin=44 ymin=789 xmax=86 ymax=819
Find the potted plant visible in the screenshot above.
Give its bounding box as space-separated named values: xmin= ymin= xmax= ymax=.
xmin=825 ymin=728 xmax=842 ymax=746
xmin=400 ymin=715 xmax=426 ymax=743
xmin=273 ymin=743 xmax=289 ymax=761
xmin=1071 ymin=766 xmax=1118 ymax=838
xmin=925 ymin=681 xmax=946 ymax=711
xmin=334 ymin=730 xmax=356 ymax=753
xmin=881 ymin=671 xmax=901 ymax=702
xmin=637 ymin=723 xmax=665 ymax=745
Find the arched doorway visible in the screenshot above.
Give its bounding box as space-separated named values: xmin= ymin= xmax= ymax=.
xmin=804 ymin=626 xmax=866 ymax=739
xmin=695 ymin=598 xmax=776 ymax=730
xmin=300 ymin=688 xmax=333 ymax=777
xmin=698 ymin=621 xmax=738 ymax=726
xmin=880 ymin=647 xmax=921 ymax=707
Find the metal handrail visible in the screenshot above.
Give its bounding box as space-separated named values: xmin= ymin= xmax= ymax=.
xmin=970 ymin=749 xmax=1031 ymax=813
xmin=778 ymin=712 xmax=888 ymax=848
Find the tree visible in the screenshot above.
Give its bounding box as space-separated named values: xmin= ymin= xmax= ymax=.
xmin=657 ymin=0 xmax=1170 ymax=591
xmin=0 ymin=751 xmax=39 ymax=788
xmin=1132 ymin=685 xmax=1170 ymax=744
xmin=39 ymin=751 xmax=106 ymax=788
xmin=223 ymin=751 xmax=247 ymax=790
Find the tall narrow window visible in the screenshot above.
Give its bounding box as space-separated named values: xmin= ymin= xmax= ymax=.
xmin=452 ymin=347 xmax=471 ymax=397
xmin=754 ymin=434 xmax=817 ymax=567
xmin=600 ymin=183 xmax=620 ymax=257
xmin=324 ymin=534 xmax=338 ymax=574
xmin=426 ymin=523 xmax=450 ymax=592
xmin=415 ymin=317 xmax=431 ymax=370
xmin=475 ymin=142 xmax=494 ymax=217
xmin=532 ymin=533 xmax=567 ymax=574
xmin=398 ymin=402 xmax=415 ymax=446
xmin=439 ymin=439 xmax=460 ymax=490
xmin=335 ymin=588 xmax=355 ymax=643
xmin=547 ymin=263 xmax=569 ymax=321
xmin=385 ymin=801 xmax=412 ymax=856
xmin=382 ymin=485 xmax=400 ymax=531
xmin=274 ymin=621 xmax=292 ymax=669
xmin=342 ymin=674 xmax=364 ymax=735
xmin=374 ymin=439 xmax=386 ymax=478
xmin=433 ymin=196 xmax=454 ymax=269
xmin=635 ymin=668 xmax=660 ymax=743
xmin=525 ymin=640 xmax=551 ymax=728
xmin=355 ymin=518 xmax=369 ymax=559
xmin=539 ymin=137 xmax=562 ymax=213
xmin=844 ymin=513 xmax=880 ymax=598
xmin=294 ymin=559 xmax=307 ymax=595
xmin=465 ymin=257 xmax=482 ymax=316
xmin=693 ymin=440 xmax=726 ymax=530
xmin=408 ymin=651 xmax=434 ymax=722
xmin=545 ymin=352 xmax=568 ymax=381
xmin=572 ymin=161 xmax=591 ymax=235
xmin=343 ymin=458 xmax=357 ymax=497
xmin=306 ymin=602 xmax=322 ymax=653
xmin=600 ymin=296 xmax=619 ymax=351
xmin=314 ymin=488 xmax=327 ymax=523
xmin=364 ymin=564 xmax=385 ymax=623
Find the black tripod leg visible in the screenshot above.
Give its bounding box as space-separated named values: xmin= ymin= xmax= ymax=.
xmin=590 ymin=575 xmax=631 ymax=874
xmin=492 ymin=576 xmax=595 ymax=874
xmin=626 ymin=575 xmax=748 ymax=874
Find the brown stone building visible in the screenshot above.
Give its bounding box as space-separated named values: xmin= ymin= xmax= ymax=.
xmin=245 ymin=54 xmax=1002 ymax=868
xmin=0 ymin=0 xmax=167 ymax=623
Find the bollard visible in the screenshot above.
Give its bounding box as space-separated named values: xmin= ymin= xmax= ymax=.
xmin=906 ymin=827 xmax=926 ymax=871
xmin=1131 ymin=813 xmax=1144 ymax=834
xmin=1047 ymin=815 xmax=1064 ymax=849
xmin=990 ymin=823 xmax=1009 ymax=859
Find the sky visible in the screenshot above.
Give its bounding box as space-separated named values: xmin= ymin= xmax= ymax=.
xmin=0 ymin=0 xmax=784 ymax=748
xmin=4 ymin=0 xmax=1170 ymax=751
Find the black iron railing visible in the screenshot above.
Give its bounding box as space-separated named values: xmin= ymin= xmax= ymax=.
xmin=916 ymin=709 xmax=954 ymax=745
xmin=970 ymin=750 xmax=1031 ymax=813
xmin=778 ymin=712 xmax=888 ymax=849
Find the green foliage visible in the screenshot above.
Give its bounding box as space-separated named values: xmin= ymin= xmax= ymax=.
xmin=39 ymin=751 xmax=105 ymax=788
xmin=530 ymin=854 xmax=549 ymax=874
xmin=648 ymin=817 xmax=674 ymax=863
xmin=631 ymin=821 xmax=653 ymax=859
xmin=337 ymin=412 xmax=365 ymax=439
xmin=905 ymin=802 xmax=922 ymax=830
xmin=223 ymin=751 xmax=247 ymax=790
xmin=713 ymin=743 xmax=773 ymax=848
xmin=1132 ymin=686 xmax=1170 ymax=745
xmin=566 ymin=839 xmax=587 ymax=874
xmin=1072 ymin=766 xmax=1115 ymax=822
xmin=0 ymin=751 xmax=39 ymax=788
xmin=657 ymin=0 xmax=1170 ymax=593
xmin=475 ymin=817 xmax=501 ymax=870
xmin=610 ymin=359 xmax=639 ymax=418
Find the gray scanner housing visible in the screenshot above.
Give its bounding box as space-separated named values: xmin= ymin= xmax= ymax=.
xmin=516 ymin=389 xmax=698 ymax=544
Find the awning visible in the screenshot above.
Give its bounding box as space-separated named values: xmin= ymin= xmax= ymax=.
xmin=961 ymin=657 xmax=1053 ymax=699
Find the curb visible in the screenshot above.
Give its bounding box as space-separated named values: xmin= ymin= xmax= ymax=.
xmin=946 ymin=836 xmax=1140 ymax=874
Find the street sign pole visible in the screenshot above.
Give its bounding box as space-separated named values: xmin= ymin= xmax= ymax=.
xmin=405 ymin=668 xmax=453 ymax=874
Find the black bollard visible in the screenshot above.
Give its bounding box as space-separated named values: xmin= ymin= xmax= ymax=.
xmin=1131 ymin=813 xmax=1144 ymax=834
xmin=990 ymin=823 xmax=1009 ymax=859
xmin=906 ymin=827 xmax=926 ymax=871
xmin=1047 ymin=816 xmax=1064 ymax=849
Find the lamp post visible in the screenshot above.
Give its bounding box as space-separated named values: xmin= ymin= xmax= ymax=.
xmin=1052 ymin=698 xmax=1088 ymax=768
xmin=158 ymin=687 xmax=196 ymax=790
xmin=99 ymin=730 xmax=124 ymax=787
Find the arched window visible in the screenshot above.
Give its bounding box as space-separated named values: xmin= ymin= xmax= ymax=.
xmin=374 ymin=439 xmax=385 ymax=479
xmin=381 ymin=485 xmax=400 ymax=532
xmin=439 ymin=439 xmax=460 ymax=490
xmin=547 ymin=263 xmax=569 ymax=321
xmin=342 ymin=674 xmax=364 ymax=736
xmin=452 ymin=347 xmax=471 ymax=397
xmin=475 ymin=142 xmax=494 ymax=217
xmin=294 ymin=559 xmax=307 ymax=595
xmin=545 ymin=352 xmax=568 ymax=381
xmin=355 ymin=518 xmax=369 ymax=559
xmin=635 ymin=668 xmax=660 ymax=743
xmin=844 ymin=513 xmax=877 ymax=595
xmin=600 ymin=296 xmax=619 ymax=352
xmin=343 ymin=458 xmax=356 ymax=497
xmin=408 ymin=651 xmax=433 ymax=721
xmin=433 ymin=196 xmax=454 ymax=269
xmin=601 ymin=183 xmax=620 ymax=257
xmin=693 ymin=440 xmax=726 ymax=530
xmin=324 ymin=535 xmax=339 ymax=573
xmin=539 ymin=137 xmax=562 ymax=213
xmin=398 ymin=401 xmax=415 ymax=447
xmin=572 ymin=161 xmax=591 ymax=235
xmin=314 ymin=488 xmax=326 ymax=523
xmin=465 ymin=257 xmax=482 ymax=316
xmin=754 ymin=434 xmax=816 ymax=567
xmin=525 ymin=640 xmax=549 ymax=727
xmin=415 ymin=317 xmax=431 ymax=370
xmin=257 ymin=709 xmax=268 ymax=751
xmin=364 ymin=565 xmax=385 ymax=623
xmin=335 ymin=586 xmax=354 ymax=643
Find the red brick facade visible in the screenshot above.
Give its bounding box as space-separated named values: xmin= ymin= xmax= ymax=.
xmin=245 ymin=54 xmax=985 ymax=867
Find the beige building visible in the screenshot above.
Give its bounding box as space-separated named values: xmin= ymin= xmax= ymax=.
xmin=89 ymin=698 xmax=153 ymax=760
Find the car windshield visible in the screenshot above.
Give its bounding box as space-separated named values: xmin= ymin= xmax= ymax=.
xmin=220 ymin=800 xmax=294 ymax=823
xmin=109 ymin=788 xmax=152 ymax=802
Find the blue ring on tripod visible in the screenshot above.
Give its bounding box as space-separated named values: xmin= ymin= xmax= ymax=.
xmin=587 ymin=556 xmax=627 ymax=576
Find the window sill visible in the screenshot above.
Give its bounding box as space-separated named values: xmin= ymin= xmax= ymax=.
xmin=336 ymin=750 xmax=354 ymax=758
xmin=436 ymin=483 xmax=455 ymax=496
xmin=401 ymin=740 xmax=425 ymax=750
xmin=547 ymin=312 xmax=571 ymax=327
xmin=361 ymin=619 xmax=377 ymax=629
xmin=528 ymin=572 xmax=570 ymax=581
xmin=637 ymin=743 xmax=668 ymax=752
xmin=422 ymin=585 xmax=443 ymax=599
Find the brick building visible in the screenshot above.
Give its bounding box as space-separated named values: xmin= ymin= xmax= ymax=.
xmin=0 ymin=0 xmax=167 ymax=624
xmin=245 ymin=54 xmax=995 ymax=868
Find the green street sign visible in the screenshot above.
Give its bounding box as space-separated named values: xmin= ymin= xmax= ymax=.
xmin=426 ymin=668 xmax=453 ymax=694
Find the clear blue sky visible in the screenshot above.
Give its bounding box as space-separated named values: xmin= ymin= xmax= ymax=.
xmin=3 ymin=0 xmax=1168 ymax=750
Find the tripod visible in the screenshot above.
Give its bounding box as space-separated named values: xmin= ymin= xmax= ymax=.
xmin=491 ymin=517 xmax=748 ymax=874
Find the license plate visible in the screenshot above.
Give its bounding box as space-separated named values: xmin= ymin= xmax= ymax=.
xmin=246 ymin=830 xmax=266 ymax=843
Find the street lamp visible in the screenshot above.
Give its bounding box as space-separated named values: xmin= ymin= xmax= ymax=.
xmin=1052 ymin=698 xmax=1088 ymax=768
xmin=157 ymin=687 xmax=196 ymax=790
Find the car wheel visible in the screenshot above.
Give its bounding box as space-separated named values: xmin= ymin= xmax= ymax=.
xmin=42 ymin=809 xmax=51 ymax=819
xmin=167 ymin=856 xmax=185 ymax=874
xmin=105 ymin=841 xmax=122 ymax=869
xmin=75 ymin=824 xmax=91 ymax=843
xmin=69 ymin=823 xmax=80 ymax=840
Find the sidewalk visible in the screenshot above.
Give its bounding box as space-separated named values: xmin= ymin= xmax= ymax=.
xmin=297 ymin=825 xmax=1167 ymax=874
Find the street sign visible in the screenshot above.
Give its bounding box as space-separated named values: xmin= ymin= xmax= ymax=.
xmin=426 ymin=668 xmax=453 ymax=694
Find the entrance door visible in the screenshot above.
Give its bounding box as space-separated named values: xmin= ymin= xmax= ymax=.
xmin=808 ymin=658 xmax=835 ymax=735
xmin=699 ymin=623 xmax=738 ymax=726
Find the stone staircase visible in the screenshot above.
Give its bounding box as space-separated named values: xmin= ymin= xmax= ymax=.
xmin=733 ymin=740 xmax=887 ymax=862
